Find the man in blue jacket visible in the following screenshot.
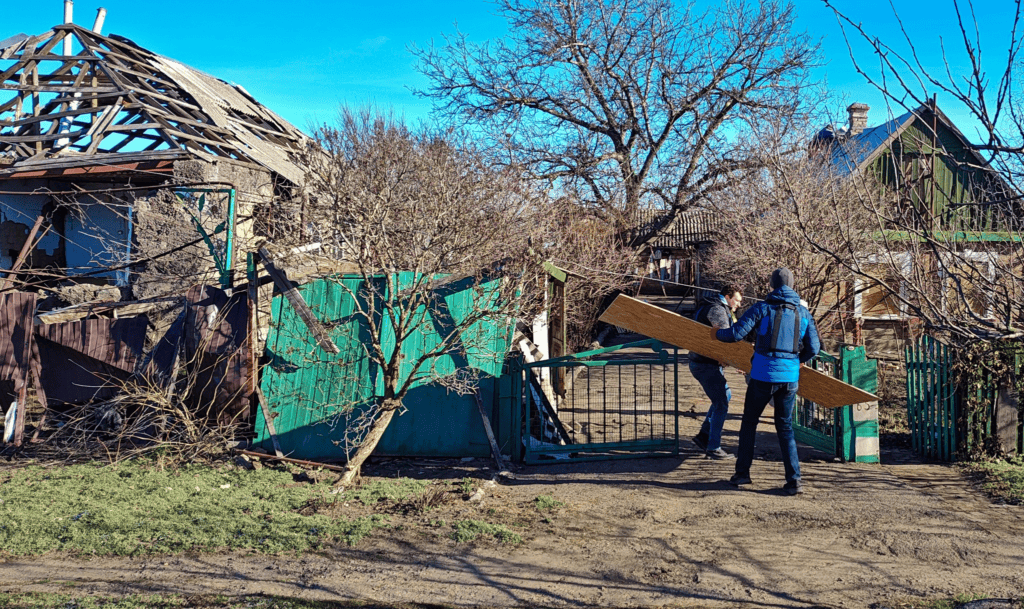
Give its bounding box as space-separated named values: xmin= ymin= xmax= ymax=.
xmin=713 ymin=268 xmax=820 ymax=495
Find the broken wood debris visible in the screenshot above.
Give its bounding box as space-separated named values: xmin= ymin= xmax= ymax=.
xmin=235 ymin=449 xmax=346 ymax=473
xmin=257 ymin=246 xmax=340 ymax=355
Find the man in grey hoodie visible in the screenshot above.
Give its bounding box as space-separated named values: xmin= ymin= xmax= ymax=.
xmin=713 ymin=268 xmax=820 ymax=495
xmin=689 ymin=284 xmax=743 ymax=459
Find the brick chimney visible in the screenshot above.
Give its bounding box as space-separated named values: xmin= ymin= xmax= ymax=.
xmin=847 ymin=103 xmax=870 ymax=135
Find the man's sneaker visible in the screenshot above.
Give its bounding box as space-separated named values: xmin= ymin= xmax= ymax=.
xmin=692 ymin=434 xmax=708 ymax=451
xmin=705 ymin=448 xmax=735 ymax=460
xmin=728 ymin=473 xmax=752 ymax=486
xmin=783 ymin=481 xmax=804 ymax=495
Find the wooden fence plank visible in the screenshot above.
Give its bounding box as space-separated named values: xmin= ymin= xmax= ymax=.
xmin=598 ymin=295 xmax=877 ymax=409
xmin=257 ymin=247 xmax=340 ymax=355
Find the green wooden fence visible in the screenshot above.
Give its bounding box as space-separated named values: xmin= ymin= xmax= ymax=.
xmin=905 ymin=335 xmax=958 ymax=460
xmin=906 ymin=335 xmax=1024 ymax=460
xmin=794 ymin=346 xmax=880 ymax=463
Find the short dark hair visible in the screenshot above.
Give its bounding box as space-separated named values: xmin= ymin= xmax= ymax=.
xmin=719 ymin=284 xmax=741 ymax=298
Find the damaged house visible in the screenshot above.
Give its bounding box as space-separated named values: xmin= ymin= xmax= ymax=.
xmin=0 ymin=14 xmax=312 ymax=444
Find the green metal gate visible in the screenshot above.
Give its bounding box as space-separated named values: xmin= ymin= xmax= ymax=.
xmin=509 ymin=339 xmax=680 ymax=463
xmin=794 ymin=346 xmax=880 ymax=463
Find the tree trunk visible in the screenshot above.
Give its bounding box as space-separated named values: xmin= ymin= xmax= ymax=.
xmin=334 ymin=401 xmax=399 ymax=488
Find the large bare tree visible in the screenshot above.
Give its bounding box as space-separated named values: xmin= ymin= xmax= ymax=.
xmin=702 ymin=129 xmax=888 ymax=336
xmin=414 ymin=0 xmax=819 ymax=244
xmin=295 ymin=110 xmax=546 ymax=485
xmin=295 ymin=109 xmax=633 ymax=485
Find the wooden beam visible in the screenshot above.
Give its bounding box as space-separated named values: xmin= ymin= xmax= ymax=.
xmin=598 ymin=294 xmax=878 ymax=409
xmin=236 ymin=449 xmax=345 ymax=472
xmin=0 ymin=216 xmax=44 ymax=292
xmin=473 ymin=388 xmax=507 ymax=472
xmin=257 ymin=247 xmax=340 ymax=355
xmin=254 ymin=387 xmax=285 ymax=458
xmin=0 ymin=84 xmax=120 ymax=94
xmin=0 ymin=99 xmax=106 ymax=127
xmin=0 ymin=127 xmax=90 ymax=143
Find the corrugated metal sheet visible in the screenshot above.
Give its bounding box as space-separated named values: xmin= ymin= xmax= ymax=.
xmin=34 ymin=315 xmax=148 ymax=405
xmin=255 ymin=274 xmax=513 ymax=460
xmin=0 ymin=292 xmax=36 ymax=387
xmin=183 ymin=285 xmax=251 ymax=426
xmin=35 ymin=317 xmax=147 ymax=373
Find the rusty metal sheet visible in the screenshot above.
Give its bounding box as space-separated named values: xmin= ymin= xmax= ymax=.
xmin=35 ymin=316 xmax=148 ymax=372
xmin=0 ymin=292 xmax=38 ymax=444
xmin=0 ymin=292 xmax=36 ymax=384
xmin=184 ymin=285 xmax=251 ymax=426
xmin=33 ymin=315 xmax=149 ymax=406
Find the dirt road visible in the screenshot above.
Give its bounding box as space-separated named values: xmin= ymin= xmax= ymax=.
xmin=2 ymin=348 xmax=1023 ymax=608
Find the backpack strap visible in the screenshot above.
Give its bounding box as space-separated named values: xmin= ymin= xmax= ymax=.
xmin=792 ymin=308 xmax=801 ymax=353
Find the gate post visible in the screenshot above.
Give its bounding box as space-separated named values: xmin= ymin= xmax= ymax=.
xmin=838 ymin=346 xmax=880 ymax=463
xmin=502 ymin=354 xmax=525 ymax=464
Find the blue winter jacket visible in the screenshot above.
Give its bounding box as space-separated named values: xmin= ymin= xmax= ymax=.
xmin=715 ymin=285 xmax=820 ymax=383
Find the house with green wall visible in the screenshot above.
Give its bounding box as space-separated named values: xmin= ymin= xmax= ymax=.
xmin=817 ymin=102 xmax=1021 ymax=353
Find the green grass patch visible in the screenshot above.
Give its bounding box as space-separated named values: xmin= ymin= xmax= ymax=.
xmin=451 ymin=520 xmax=522 ymax=545
xmin=0 ymin=461 xmax=389 ymax=556
xmin=344 ymin=478 xmax=429 ymax=505
xmin=0 ymin=593 xmax=188 ymax=609
xmin=533 ymin=495 xmax=564 ymax=511
xmin=966 ymin=455 xmax=1024 ymax=504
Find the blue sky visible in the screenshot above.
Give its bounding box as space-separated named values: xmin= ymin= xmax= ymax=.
xmin=3 ymin=1 xmax=1016 ymax=140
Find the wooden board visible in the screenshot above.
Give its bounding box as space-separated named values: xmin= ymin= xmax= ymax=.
xmin=599 ymin=295 xmax=877 ymax=409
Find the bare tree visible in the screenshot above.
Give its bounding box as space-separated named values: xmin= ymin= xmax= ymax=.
xmin=702 ymin=130 xmax=889 ymax=335
xmin=295 ymin=109 xmax=566 ymax=485
xmin=540 ymin=197 xmax=637 ymax=351
xmin=813 ymin=1 xmax=1024 ymax=344
xmin=414 ymin=0 xmax=819 ymax=244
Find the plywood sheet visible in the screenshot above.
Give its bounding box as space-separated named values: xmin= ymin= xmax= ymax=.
xmin=599 ymin=295 xmax=877 ymax=409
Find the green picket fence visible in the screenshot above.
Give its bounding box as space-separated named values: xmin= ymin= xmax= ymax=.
xmin=906 ymin=335 xmax=1024 ymax=460
xmin=904 ymin=335 xmax=958 ymax=461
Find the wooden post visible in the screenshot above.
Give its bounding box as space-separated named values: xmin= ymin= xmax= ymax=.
xmin=0 ymin=216 xmax=44 ymax=292
xmin=473 ymin=388 xmax=506 ymax=473
xmin=254 ymin=386 xmax=285 ymax=458
xmin=256 ymin=247 xmax=340 ymax=355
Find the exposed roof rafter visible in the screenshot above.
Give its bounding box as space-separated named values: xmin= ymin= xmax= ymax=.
xmin=0 ymin=24 xmax=307 ymax=184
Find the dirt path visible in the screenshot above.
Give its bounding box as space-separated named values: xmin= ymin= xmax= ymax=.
xmin=2 ymin=348 xmax=1023 ymax=608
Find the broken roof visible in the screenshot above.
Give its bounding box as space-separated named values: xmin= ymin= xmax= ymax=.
xmin=0 ymin=24 xmax=308 ymax=184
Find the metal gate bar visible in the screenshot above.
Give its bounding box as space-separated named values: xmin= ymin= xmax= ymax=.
xmin=510 ymin=339 xmax=679 ymax=463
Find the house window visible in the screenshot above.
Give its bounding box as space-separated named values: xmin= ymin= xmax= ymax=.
xmin=940 ymin=250 xmax=996 ymax=319
xmin=854 ymin=253 xmax=912 ymax=319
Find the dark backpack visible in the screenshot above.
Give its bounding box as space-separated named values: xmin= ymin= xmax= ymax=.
xmin=755 ymin=303 xmax=803 ymax=358
xmin=691 ymin=302 xmax=708 ymax=324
